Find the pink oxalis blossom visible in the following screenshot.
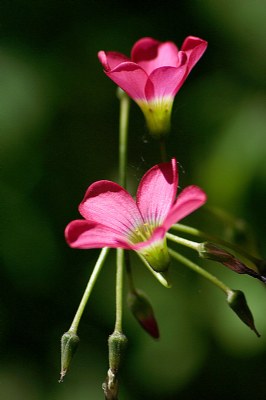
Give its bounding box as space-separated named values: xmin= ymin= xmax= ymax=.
xmin=98 ymin=36 xmax=207 ymax=137
xmin=65 ymin=159 xmax=207 ymax=272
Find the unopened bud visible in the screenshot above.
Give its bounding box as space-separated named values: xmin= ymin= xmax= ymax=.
xmin=59 ymin=330 xmax=80 ymax=382
xmin=127 ymin=289 xmax=159 ymax=339
xmin=227 ymin=290 xmax=260 ymax=337
xmin=108 ymin=331 xmax=128 ymax=374
xmin=199 ymin=242 xmax=265 ymax=283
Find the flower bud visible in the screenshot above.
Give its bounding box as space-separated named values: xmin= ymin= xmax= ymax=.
xmin=59 ymin=330 xmax=80 ymax=382
xmin=108 ymin=331 xmax=128 ymax=374
xmin=227 ymin=290 xmax=260 ymax=337
xmin=198 ymin=242 xmax=265 ymax=283
xmin=127 ymin=289 xmax=159 ymax=339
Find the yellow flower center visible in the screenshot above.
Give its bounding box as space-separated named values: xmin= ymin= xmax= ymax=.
xmin=129 ymin=222 xmax=156 ymax=244
xmin=128 ymin=222 xmax=171 ymax=273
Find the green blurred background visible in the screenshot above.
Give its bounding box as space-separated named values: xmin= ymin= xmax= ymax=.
xmin=1 ymin=0 xmax=266 ymax=399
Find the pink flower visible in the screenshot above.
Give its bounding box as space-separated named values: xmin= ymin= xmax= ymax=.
xmin=98 ymin=36 xmax=207 ymax=137
xmin=65 ymin=159 xmax=207 ymax=272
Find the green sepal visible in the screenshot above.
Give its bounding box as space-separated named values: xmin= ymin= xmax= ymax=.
xmin=136 ymin=98 xmax=173 ymax=138
xmin=108 ymin=331 xmax=128 ymax=374
xmin=59 ymin=330 xmax=80 ymax=382
xmin=227 ymin=290 xmax=260 ymax=337
xmin=139 ymin=238 xmax=171 ymax=273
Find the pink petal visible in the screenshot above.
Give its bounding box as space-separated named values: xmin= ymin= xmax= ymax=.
xmin=131 ymin=37 xmax=161 ymax=62
xmin=65 ymin=220 xmax=131 ymax=249
xmin=136 ymin=159 xmax=178 ymax=225
xmin=181 ymin=36 xmax=208 ymax=73
xmin=79 ymin=180 xmax=142 ymax=235
xmin=132 ymin=37 xmax=180 ymax=75
xmin=163 ymin=185 xmax=207 ymax=231
xmin=105 ymin=62 xmax=149 ymax=100
xmin=98 ymin=51 xmax=130 ymax=71
xmin=146 ymin=65 xmax=188 ymax=100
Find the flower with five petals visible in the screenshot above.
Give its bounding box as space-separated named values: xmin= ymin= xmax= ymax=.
xmin=98 ymin=36 xmax=207 ymax=137
xmin=65 ymin=159 xmax=207 ymax=272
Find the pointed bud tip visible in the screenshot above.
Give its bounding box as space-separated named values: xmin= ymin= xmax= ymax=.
xmin=254 ymin=328 xmax=261 ymax=338
xmin=127 ymin=290 xmax=160 ymax=338
xmin=158 ymin=270 xmax=171 ymax=287
xmin=227 ymin=290 xmax=260 ymax=338
xmin=60 ymin=331 xmax=80 ymax=381
xmin=140 ymin=316 xmax=160 ymax=339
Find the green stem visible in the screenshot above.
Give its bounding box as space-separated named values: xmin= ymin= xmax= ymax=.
xmin=113 ymin=90 xmax=130 ymax=334
xmin=171 ymin=223 xmax=260 ymax=266
xmin=168 ymin=248 xmax=230 ymax=295
xmin=69 ymin=247 xmax=110 ymax=334
xmin=115 ymin=248 xmax=124 ymax=332
xmin=117 ymin=88 xmax=130 ymax=188
xmin=166 ymin=232 xmax=200 ymax=251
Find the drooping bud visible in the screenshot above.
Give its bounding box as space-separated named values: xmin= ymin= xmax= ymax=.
xmin=59 ymin=330 xmax=80 ymax=382
xmin=127 ymin=289 xmax=159 ymax=339
xmin=108 ymin=331 xmax=128 ymax=374
xmin=198 ymin=242 xmax=266 ymax=283
xmin=227 ymin=290 xmax=260 ymax=337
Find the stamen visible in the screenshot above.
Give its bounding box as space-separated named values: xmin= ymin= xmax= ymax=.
xmin=128 ymin=223 xmax=156 ymax=244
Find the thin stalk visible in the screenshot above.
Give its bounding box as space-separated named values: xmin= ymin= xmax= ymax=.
xmin=117 ymin=88 xmax=130 ymax=188
xmin=69 ymin=247 xmax=110 ymax=333
xmin=113 ymin=91 xmax=130 ymax=334
xmin=168 ymin=248 xmax=230 ymax=295
xmin=115 ymin=248 xmax=124 ymax=333
xmin=166 ymin=232 xmax=200 ymax=251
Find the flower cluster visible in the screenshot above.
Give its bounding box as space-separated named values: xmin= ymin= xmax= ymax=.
xmin=61 ymin=36 xmax=265 ymax=400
